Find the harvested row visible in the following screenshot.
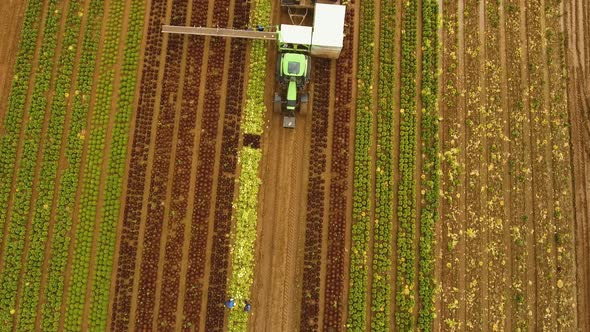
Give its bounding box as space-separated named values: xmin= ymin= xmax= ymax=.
xmin=64 ymin=0 xmax=127 ymax=329
xmin=0 ymin=0 xmax=45 ymax=244
xmin=300 ymin=59 xmax=330 ymax=332
xmin=504 ymin=0 xmax=530 ymax=329
xmin=203 ymin=1 xmax=251 ymax=330
xmin=544 ymin=0 xmax=577 ymax=328
xmin=483 ymin=0 xmax=509 ymax=329
xmin=417 ymin=0 xmax=439 ymax=329
xmin=526 ymin=0 xmax=557 ymax=329
xmin=0 ymin=0 xmax=62 ymax=326
xmin=372 ymin=0 xmax=395 ymax=328
xmin=89 ymin=0 xmax=146 ymax=328
xmin=134 ymin=0 xmax=188 ymax=328
xmin=324 ymin=0 xmax=355 ymax=330
xmin=225 ymin=0 xmax=271 ymax=328
xmin=462 ymin=0 xmax=484 ymax=328
xmin=110 ymin=0 xmax=167 ymax=329
xmin=156 ymin=0 xmax=209 ymax=328
xmin=347 ymin=0 xmax=375 ymax=328
xmin=395 ymin=0 xmax=418 ymax=329
xmin=439 ymin=0 xmax=462 ymax=328
xmin=40 ymin=0 xmax=105 ymax=329
xmin=16 ymin=0 xmax=85 ymax=330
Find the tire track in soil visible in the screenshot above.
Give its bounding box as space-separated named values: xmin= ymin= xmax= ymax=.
xmin=109 ymin=0 xmax=168 ymax=329
xmin=566 ymin=0 xmax=590 ymax=328
xmin=0 ymin=0 xmax=28 ymax=123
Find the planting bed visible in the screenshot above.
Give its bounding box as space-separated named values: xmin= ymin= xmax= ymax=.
xmin=0 ymin=0 xmax=588 ymax=331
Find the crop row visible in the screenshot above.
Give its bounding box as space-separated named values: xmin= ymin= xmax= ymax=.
xmin=64 ymin=0 xmax=127 ymax=329
xmin=0 ymin=0 xmax=61 ymax=326
xmin=484 ymin=0 xmax=509 ymax=329
xmin=371 ymin=0 xmax=395 ymax=329
xmin=544 ymin=0 xmax=576 ymax=327
xmin=527 ymin=0 xmax=558 ymax=329
xmin=417 ymin=0 xmax=439 ymax=330
xmin=300 ymin=59 xmax=330 ymax=332
xmin=16 ymin=0 xmax=85 ymax=329
xmin=202 ymin=2 xmax=250 ymax=330
xmin=347 ymin=0 xmax=375 ymax=328
xmin=40 ymin=0 xmax=106 ymax=329
xmin=111 ymin=0 xmax=167 ymax=329
xmin=182 ymin=0 xmax=234 ymax=330
xmin=323 ymin=2 xmax=355 ymax=330
xmin=0 ymin=0 xmax=44 ymax=248
xmin=88 ymin=0 xmax=146 ymax=329
xmin=395 ymin=0 xmax=418 ymax=329
xmin=241 ymin=0 xmax=271 ymax=136
xmin=463 ymin=0 xmax=484 ymax=328
xmin=504 ymin=0 xmax=530 ymax=329
xmin=134 ymin=0 xmax=188 ymax=328
xmin=439 ymin=0 xmax=462 ymax=328
xmin=157 ymin=0 xmax=209 ymax=329
xmin=227 ymin=147 xmax=262 ymax=331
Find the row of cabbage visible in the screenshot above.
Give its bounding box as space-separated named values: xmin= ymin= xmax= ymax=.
xmin=346 ymin=0 xmax=374 ymax=329
xmin=371 ymin=0 xmax=396 ymax=330
xmin=417 ymin=0 xmax=440 ymax=330
xmin=16 ymin=0 xmax=86 ymax=330
xmin=0 ymin=0 xmax=62 ymax=327
xmin=394 ymin=0 xmax=418 ymax=329
xmin=226 ymin=0 xmax=271 ymax=329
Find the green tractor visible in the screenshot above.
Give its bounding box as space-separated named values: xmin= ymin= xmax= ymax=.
xmin=273 ymin=25 xmax=312 ymax=128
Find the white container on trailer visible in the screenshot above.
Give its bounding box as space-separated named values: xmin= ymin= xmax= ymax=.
xmin=311 ymin=3 xmax=346 ymax=59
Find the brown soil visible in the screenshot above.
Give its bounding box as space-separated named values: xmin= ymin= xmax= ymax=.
xmin=0 ymin=0 xmax=27 ymax=124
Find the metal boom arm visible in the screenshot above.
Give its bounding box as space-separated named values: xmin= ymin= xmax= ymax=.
xmin=161 ymin=25 xmax=277 ymax=40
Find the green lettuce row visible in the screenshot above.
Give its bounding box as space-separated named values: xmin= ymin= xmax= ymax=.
xmin=0 ymin=0 xmax=44 ymax=244
xmin=40 ymin=0 xmax=105 ymax=330
xmin=0 ymin=0 xmax=61 ymax=326
xmin=89 ymin=0 xmax=146 ymax=329
xmin=395 ymin=0 xmax=418 ymax=329
xmin=227 ymin=147 xmax=262 ymax=331
xmin=347 ymin=0 xmax=374 ymax=330
xmin=16 ymin=0 xmax=85 ymax=330
xmin=417 ymin=0 xmax=440 ymax=329
xmin=241 ymin=0 xmax=271 ymax=135
xmin=64 ymin=0 xmax=125 ymax=330
xmin=371 ymin=0 xmax=396 ymax=329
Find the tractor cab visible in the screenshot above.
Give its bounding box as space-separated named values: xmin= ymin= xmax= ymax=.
xmin=274 ymin=25 xmax=312 ymax=128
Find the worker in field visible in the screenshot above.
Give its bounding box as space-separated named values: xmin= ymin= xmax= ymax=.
xmin=224 ymin=298 xmax=235 ymax=309
xmin=244 ymin=301 xmax=251 ymax=312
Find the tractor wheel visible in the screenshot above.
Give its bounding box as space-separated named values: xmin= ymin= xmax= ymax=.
xmin=274 ymin=93 xmax=282 ymax=113
xmin=299 ymin=93 xmax=309 ymax=115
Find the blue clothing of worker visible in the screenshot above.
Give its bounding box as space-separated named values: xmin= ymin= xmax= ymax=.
xmin=256 ymin=25 xmax=264 ymax=31
xmin=225 ymin=298 xmax=235 ymax=309
xmin=244 ymin=303 xmax=251 ymax=312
